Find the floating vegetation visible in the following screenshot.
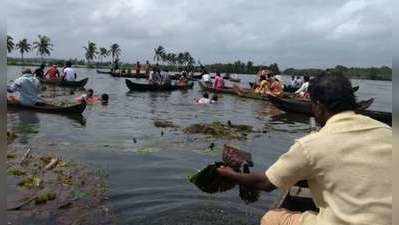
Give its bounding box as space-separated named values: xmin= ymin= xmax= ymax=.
xmin=184 ymin=121 xmax=253 ymax=139
xmin=153 ymin=119 xmax=179 ymax=128
xmin=189 ymin=145 xmax=259 ymax=204
xmin=6 ymin=147 xmax=113 ymax=225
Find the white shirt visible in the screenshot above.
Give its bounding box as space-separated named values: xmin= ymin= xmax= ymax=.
xmin=295 ymin=81 xmax=309 ymax=95
xmin=197 ymin=97 xmax=211 ymax=104
xmin=202 ymin=74 xmax=211 ymax=82
xmin=63 ymin=67 xmax=76 ymax=81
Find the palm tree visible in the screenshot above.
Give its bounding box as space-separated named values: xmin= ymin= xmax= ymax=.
xmin=177 ymin=52 xmax=185 ymax=70
xmin=166 ymin=53 xmax=177 ymax=70
xmin=33 ymin=35 xmax=53 ymax=62
xmin=83 ymin=41 xmax=98 ymax=65
xmin=109 ymin=43 xmax=121 ymax=63
xmin=16 ymin=39 xmax=31 ymax=64
xmin=153 ymin=45 xmax=165 ymax=64
xmin=7 ymin=35 xmax=14 ymax=53
xmin=99 ymin=47 xmax=109 ymax=64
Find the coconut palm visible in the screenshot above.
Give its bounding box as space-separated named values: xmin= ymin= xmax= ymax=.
xmin=33 ymin=35 xmax=53 ymax=61
xmin=16 ymin=39 xmax=31 ymax=63
xmin=109 ymin=43 xmax=121 ymax=63
xmin=177 ymin=52 xmax=185 ymax=70
xmin=153 ymin=45 xmax=165 ymax=64
xmin=166 ymin=53 xmax=177 ymax=70
xmin=7 ymin=35 xmax=14 ymax=53
xmin=99 ymin=47 xmax=109 ymax=64
xmin=83 ymin=41 xmax=98 ymax=64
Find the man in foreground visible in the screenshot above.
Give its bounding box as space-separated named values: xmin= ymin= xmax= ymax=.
xmin=218 ymin=74 xmax=391 ymax=225
xmin=7 ymin=68 xmax=44 ymax=106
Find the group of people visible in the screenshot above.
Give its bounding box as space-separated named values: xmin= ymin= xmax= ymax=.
xmin=33 ymin=61 xmax=77 ymax=81
xmin=253 ymin=70 xmax=284 ymax=97
xmin=148 ymin=67 xmax=172 ymax=86
xmin=201 ymin=70 xmax=225 ymax=91
xmin=7 ymin=61 xmax=108 ymax=107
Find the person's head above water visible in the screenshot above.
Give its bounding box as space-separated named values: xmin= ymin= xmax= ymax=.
xmin=203 ymin=92 xmax=209 ymax=99
xmin=309 ymin=74 xmax=357 ymax=127
xmin=211 ymin=95 xmax=218 ymax=102
xmin=87 ymin=89 xmax=94 ymax=97
xmin=101 ymin=93 xmax=109 ymax=104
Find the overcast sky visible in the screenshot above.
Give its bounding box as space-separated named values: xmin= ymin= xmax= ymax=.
xmin=5 ymin=0 xmax=391 ymax=69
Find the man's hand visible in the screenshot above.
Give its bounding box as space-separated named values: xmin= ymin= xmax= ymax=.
xmin=217 ymin=166 xmax=237 ymax=178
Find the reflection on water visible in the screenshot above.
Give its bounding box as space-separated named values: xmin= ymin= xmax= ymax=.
xmin=6 ymin=66 xmax=392 ymax=225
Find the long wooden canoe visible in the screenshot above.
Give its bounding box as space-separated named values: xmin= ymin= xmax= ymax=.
xmin=267 ymin=95 xmax=392 ymax=126
xmin=125 ymin=79 xmax=194 ymax=92
xmin=39 ymin=78 xmax=89 ymax=88
xmin=7 ymin=101 xmax=86 ymax=114
xmin=96 ymin=69 xmax=112 ymax=74
xmin=198 ymin=81 xmax=237 ymax=94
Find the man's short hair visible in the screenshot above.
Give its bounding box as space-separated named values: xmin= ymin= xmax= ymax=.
xmin=309 ymin=74 xmax=357 ymax=113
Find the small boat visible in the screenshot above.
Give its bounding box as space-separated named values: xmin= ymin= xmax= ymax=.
xmin=274 ymin=181 xmax=318 ymax=213
xmin=198 ymin=81 xmax=237 ymax=94
xmin=110 ymin=72 xmax=148 ymax=78
xmin=7 ymin=101 xmax=86 ymax=114
xmin=267 ymin=95 xmax=391 ymax=126
xmin=125 ymin=79 xmax=194 ymax=92
xmin=228 ymin=76 xmax=241 ymax=83
xmin=96 ymin=69 xmax=112 ymax=74
xmin=39 ymin=78 xmax=89 ymax=88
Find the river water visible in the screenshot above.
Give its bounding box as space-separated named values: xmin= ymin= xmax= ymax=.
xmin=6 ymin=66 xmax=392 ymax=225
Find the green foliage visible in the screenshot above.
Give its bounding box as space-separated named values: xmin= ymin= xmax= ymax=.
xmin=7 ymin=35 xmax=14 ymax=53
xmin=83 ymin=41 xmax=98 ymax=64
xmin=33 ymin=35 xmax=53 ymax=61
xmin=16 ymin=38 xmax=31 ymax=62
xmin=283 ymin=65 xmax=392 ymax=80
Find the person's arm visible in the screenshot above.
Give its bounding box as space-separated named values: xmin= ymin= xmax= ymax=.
xmin=295 ymin=82 xmax=306 ymax=94
xmin=217 ymin=166 xmax=277 ymax=192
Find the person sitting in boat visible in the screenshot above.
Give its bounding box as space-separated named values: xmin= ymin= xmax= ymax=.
xmin=213 ymin=72 xmax=224 ymax=91
xmin=135 ymin=61 xmax=141 ymax=76
xmin=149 ymin=68 xmax=161 ymax=84
xmin=294 ymin=76 xmax=303 ymax=89
xmin=7 ymin=68 xmax=45 ymax=106
xmin=62 ymin=61 xmax=77 ymax=81
xmin=254 ymin=76 xmax=270 ymax=95
xmin=45 ymin=64 xmax=60 ymax=80
xmin=295 ymin=75 xmax=310 ymax=98
xmin=195 ymin=92 xmax=211 ymax=104
xmin=217 ymin=73 xmax=391 ymax=225
xmin=33 ymin=64 xmax=46 ymax=79
xmin=267 ymin=75 xmax=284 ymax=97
xmin=160 ymin=69 xmax=172 ymax=86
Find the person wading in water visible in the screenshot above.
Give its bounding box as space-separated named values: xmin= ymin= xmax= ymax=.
xmin=217 ymin=74 xmax=391 ymax=225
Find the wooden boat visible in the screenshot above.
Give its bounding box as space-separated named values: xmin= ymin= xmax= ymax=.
xmin=267 ymin=95 xmax=392 ymax=126
xmin=274 ymin=181 xmax=318 ymax=213
xmin=110 ymin=72 xmax=148 ymax=78
xmin=125 ymin=79 xmax=194 ymax=92
xmin=39 ymin=78 xmax=89 ymax=88
xmin=229 ymin=77 xmax=241 ymax=82
xmin=96 ymin=69 xmax=112 ymax=74
xmin=7 ymin=100 xmax=86 ymax=114
xmin=198 ymin=81 xmax=237 ymax=94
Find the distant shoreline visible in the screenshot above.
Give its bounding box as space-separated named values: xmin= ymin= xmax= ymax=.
xmin=7 ymin=62 xmax=392 ymax=81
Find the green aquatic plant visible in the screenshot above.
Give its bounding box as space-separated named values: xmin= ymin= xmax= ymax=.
xmin=184 ymin=121 xmax=253 ymax=139
xmin=135 ymin=147 xmax=160 ymax=155
xmin=34 ymin=192 xmax=56 ymax=205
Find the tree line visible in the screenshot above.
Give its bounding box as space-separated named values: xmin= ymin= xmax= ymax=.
xmin=283 ymin=65 xmax=392 ymax=81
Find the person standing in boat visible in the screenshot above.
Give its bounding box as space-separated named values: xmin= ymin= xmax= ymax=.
xmin=62 ymin=61 xmax=77 ymax=81
xmin=33 ymin=63 xmax=46 ymax=79
xmin=45 ymin=64 xmax=60 ymax=80
xmin=144 ymin=60 xmax=151 ymax=76
xmin=7 ymin=68 xmax=45 ymax=106
xmin=213 ymin=72 xmax=224 ymax=91
xmin=217 ymin=74 xmax=391 ymax=225
xmin=135 ymin=61 xmax=141 ymax=76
